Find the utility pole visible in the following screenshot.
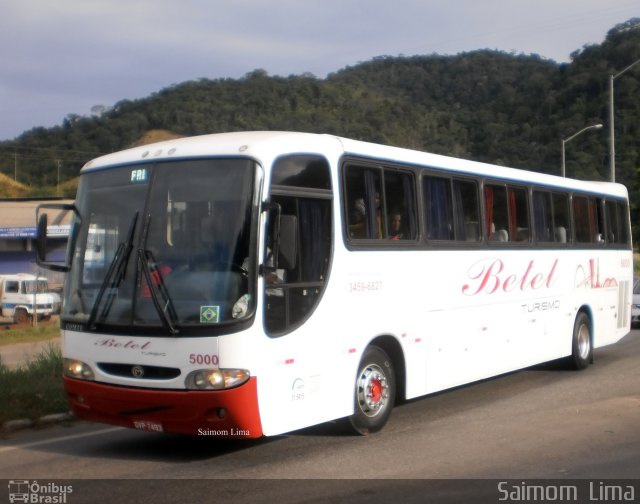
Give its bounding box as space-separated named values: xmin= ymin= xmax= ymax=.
xmin=609 ymin=57 xmax=640 ymax=183
xmin=56 ymin=160 xmax=61 ymax=197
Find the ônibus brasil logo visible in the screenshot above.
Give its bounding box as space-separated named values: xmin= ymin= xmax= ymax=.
xmin=8 ymin=480 xmax=73 ymax=503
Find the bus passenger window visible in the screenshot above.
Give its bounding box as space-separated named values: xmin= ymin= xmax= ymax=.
xmin=533 ymin=191 xmax=554 ymax=242
xmin=424 ymin=176 xmax=453 ymax=240
xmin=344 ymin=167 xmax=382 ymax=239
xmin=605 ymin=201 xmax=617 ymax=244
xmin=573 ymin=196 xmax=595 ymax=243
xmin=453 ymin=179 xmax=480 ymax=242
xmin=383 ymin=170 xmax=416 ymax=241
xmin=552 ymin=193 xmax=570 ymax=244
xmin=344 ymin=165 xmax=417 ymax=241
xmin=608 ymin=200 xmax=630 ymax=245
xmin=485 ymin=185 xmax=509 ymax=241
xmin=508 ymin=187 xmax=529 ymax=242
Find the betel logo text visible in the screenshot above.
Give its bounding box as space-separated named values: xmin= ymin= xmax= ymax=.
xmin=93 ymin=338 xmax=152 ymax=350
xmin=462 ymin=258 xmax=558 ymax=296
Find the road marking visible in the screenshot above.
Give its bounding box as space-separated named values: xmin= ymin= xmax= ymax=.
xmin=0 ymin=426 xmax=124 ymax=453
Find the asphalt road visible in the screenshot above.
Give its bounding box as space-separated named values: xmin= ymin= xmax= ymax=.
xmin=1 ymin=330 xmax=639 ymax=503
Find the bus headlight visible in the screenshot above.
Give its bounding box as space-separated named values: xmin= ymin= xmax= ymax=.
xmin=185 ymin=369 xmax=250 ymax=390
xmin=64 ymin=359 xmax=95 ymax=380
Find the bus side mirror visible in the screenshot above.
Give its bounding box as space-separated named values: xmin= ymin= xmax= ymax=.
xmin=36 ymin=213 xmax=48 ymax=263
xmin=36 ymin=203 xmax=79 ymax=272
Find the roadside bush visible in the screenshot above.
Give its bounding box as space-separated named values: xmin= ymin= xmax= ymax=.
xmin=0 ymin=344 xmax=68 ymax=425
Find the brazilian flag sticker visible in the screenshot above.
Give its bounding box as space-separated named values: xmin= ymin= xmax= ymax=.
xmin=200 ymin=305 xmax=220 ymax=323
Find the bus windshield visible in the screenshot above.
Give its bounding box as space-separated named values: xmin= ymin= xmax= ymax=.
xmin=63 ymin=158 xmax=258 ymax=334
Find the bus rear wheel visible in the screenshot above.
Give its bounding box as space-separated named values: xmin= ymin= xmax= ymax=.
xmin=569 ymin=311 xmax=592 ymax=370
xmin=348 ymin=345 xmax=396 ymax=435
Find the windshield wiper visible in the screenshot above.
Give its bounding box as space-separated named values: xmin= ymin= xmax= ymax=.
xmin=138 ymin=249 xmax=179 ymax=335
xmin=87 ymin=212 xmax=139 ymax=329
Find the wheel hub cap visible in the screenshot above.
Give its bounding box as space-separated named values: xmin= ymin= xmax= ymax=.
xmin=357 ymin=364 xmax=389 ymax=418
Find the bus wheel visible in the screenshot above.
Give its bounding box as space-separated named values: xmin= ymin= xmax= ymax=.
xmin=349 ymin=345 xmax=396 ymax=435
xmin=569 ymin=311 xmax=592 ymax=370
xmin=14 ymin=309 xmax=30 ymax=325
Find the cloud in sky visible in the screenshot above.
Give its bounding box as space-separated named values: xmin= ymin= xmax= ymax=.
xmin=1 ymin=0 xmax=638 ymax=140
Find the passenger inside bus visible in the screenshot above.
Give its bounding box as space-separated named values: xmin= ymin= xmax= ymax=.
xmin=348 ymin=198 xmax=367 ymax=238
xmin=388 ymin=211 xmax=405 ymax=240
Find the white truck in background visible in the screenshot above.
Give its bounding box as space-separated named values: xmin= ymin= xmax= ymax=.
xmin=0 ymin=273 xmax=61 ymax=324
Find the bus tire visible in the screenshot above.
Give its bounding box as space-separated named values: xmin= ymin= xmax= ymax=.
xmin=14 ymin=308 xmax=30 ymax=325
xmin=348 ymin=345 xmax=396 ymax=435
xmin=569 ymin=311 xmax=592 ymax=370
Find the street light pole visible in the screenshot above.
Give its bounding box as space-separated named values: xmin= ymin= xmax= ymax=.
xmin=561 ymin=123 xmax=603 ymax=178
xmin=56 ymin=160 xmax=61 ymax=197
xmin=609 ymin=57 xmax=640 ymax=183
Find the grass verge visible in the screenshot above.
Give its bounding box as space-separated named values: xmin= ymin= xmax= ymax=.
xmin=0 ymin=343 xmax=68 ymax=425
xmin=0 ymin=319 xmax=61 ymax=346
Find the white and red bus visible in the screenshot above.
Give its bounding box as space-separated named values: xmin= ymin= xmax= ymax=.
xmin=37 ymin=131 xmax=633 ymax=437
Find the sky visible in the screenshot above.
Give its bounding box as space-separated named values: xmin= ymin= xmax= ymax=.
xmin=1 ymin=0 xmax=638 ymax=141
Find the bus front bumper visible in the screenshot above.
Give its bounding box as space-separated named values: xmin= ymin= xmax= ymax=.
xmin=64 ymin=376 xmax=263 ymax=438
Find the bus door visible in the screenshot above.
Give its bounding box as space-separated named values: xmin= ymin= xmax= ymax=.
xmin=257 ymin=155 xmax=336 ymax=435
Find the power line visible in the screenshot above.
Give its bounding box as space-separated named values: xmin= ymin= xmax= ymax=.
xmin=0 ymin=146 xmax=105 ymax=157
xmin=0 ymin=153 xmax=90 ymax=163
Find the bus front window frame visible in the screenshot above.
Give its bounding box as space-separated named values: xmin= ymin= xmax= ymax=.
xmin=62 ymin=157 xmax=260 ymax=336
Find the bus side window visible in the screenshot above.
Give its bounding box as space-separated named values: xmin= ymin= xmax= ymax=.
xmin=605 ymin=200 xmax=617 ymax=244
xmin=508 ymin=186 xmax=529 ymax=242
xmin=344 ymin=166 xmax=382 ymax=240
xmin=485 ymin=184 xmax=509 ymax=242
xmin=552 ymin=192 xmax=570 ymax=244
xmin=533 ymin=191 xmax=554 ymax=242
xmin=383 ymin=169 xmax=417 ymax=241
xmin=604 ymin=199 xmax=630 ymax=246
xmin=423 ymin=175 xmax=453 ymax=240
xmin=615 ymin=201 xmax=630 ymax=245
xmin=453 ymin=179 xmax=480 ymax=242
xmin=344 ymin=165 xmax=416 ymax=242
xmin=573 ymin=195 xmax=596 ymax=243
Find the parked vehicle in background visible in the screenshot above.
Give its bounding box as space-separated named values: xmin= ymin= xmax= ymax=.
xmin=632 ymin=277 xmax=640 ymax=328
xmin=0 ymin=273 xmax=61 ymax=323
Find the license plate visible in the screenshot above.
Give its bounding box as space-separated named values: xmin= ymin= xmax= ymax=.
xmin=133 ymin=420 xmax=164 ymax=432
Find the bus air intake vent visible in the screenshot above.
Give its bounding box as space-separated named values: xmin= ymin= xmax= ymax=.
xmin=97 ymin=363 xmax=181 ymax=380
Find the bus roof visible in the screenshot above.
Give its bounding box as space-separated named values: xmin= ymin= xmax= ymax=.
xmin=81 ymin=131 xmax=628 ymax=199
